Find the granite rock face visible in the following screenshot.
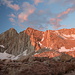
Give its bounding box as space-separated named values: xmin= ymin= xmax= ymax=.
xmin=0 ymin=28 xmax=19 ymax=55
xmin=0 ymin=28 xmax=34 ymax=56
xmin=24 ymin=28 xmax=75 ymax=51
xmin=1 ymin=27 xmax=75 ymax=58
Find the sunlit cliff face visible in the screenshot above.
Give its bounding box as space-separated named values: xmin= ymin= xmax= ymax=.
xmin=25 ymin=28 xmax=75 ymax=50
xmin=24 ymin=28 xmax=75 ymax=58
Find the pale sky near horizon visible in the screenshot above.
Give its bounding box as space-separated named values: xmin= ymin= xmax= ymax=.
xmin=0 ymin=0 xmax=75 ymax=33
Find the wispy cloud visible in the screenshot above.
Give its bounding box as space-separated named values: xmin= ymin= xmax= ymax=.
xmin=57 ymin=8 xmax=73 ymax=18
xmin=33 ymin=0 xmax=61 ymax=5
xmin=23 ymin=9 xmax=53 ymax=30
xmin=64 ymin=0 xmax=75 ymax=5
xmin=50 ymin=18 xmax=62 ymax=29
xmin=1 ymin=0 xmax=20 ymax=11
xmin=33 ymin=0 xmax=44 ymax=5
xmin=8 ymin=13 xmax=16 ymax=25
xmin=3 ymin=0 xmax=75 ymax=30
xmin=49 ymin=5 xmax=75 ymax=29
xmin=18 ymin=2 xmax=36 ymax=22
xmin=9 ymin=18 xmax=15 ymax=22
xmin=18 ymin=13 xmax=28 ymax=22
xmin=19 ymin=24 xmax=25 ymax=29
xmin=43 ymin=0 xmax=62 ymax=5
xmin=48 ymin=0 xmax=61 ymax=4
xmin=9 ymin=14 xmax=16 ymax=17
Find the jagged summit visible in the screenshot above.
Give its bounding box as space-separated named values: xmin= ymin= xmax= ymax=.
xmin=0 ymin=28 xmax=18 ymax=35
xmin=25 ymin=27 xmax=42 ymax=33
xmin=26 ymin=27 xmax=35 ymax=30
xmin=9 ymin=28 xmax=16 ymax=30
xmin=6 ymin=28 xmax=17 ymax=32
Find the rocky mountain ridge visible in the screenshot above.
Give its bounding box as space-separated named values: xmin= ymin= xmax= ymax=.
xmin=0 ymin=27 xmax=75 ymax=59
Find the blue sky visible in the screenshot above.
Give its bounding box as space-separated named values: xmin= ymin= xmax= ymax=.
xmin=0 ymin=0 xmax=75 ymax=33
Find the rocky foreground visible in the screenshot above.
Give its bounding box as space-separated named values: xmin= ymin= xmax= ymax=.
xmin=0 ymin=57 xmax=75 ymax=75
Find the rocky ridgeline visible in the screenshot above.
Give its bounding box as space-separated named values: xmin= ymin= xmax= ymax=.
xmin=0 ymin=28 xmax=34 ymax=56
xmin=0 ymin=27 xmax=75 ymax=57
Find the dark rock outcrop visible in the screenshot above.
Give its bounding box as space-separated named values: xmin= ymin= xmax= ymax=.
xmin=0 ymin=57 xmax=75 ymax=75
xmin=0 ymin=28 xmax=34 ymax=55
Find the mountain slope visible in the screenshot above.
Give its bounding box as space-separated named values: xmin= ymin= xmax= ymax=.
xmin=0 ymin=28 xmax=34 ymax=56
xmin=0 ymin=27 xmax=75 ymax=59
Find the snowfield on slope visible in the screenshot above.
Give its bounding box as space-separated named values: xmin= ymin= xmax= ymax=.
xmin=0 ymin=45 xmax=5 ymax=48
xmin=0 ymin=50 xmax=27 ymax=60
xmin=0 ymin=51 xmax=15 ymax=60
xmin=59 ymin=47 xmax=75 ymax=52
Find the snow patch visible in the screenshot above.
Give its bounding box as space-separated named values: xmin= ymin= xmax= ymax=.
xmin=13 ymin=54 xmax=21 ymax=60
xmin=45 ymin=47 xmax=48 ymax=49
xmin=54 ymin=31 xmax=67 ymax=39
xmin=55 ymin=31 xmax=59 ymax=35
xmin=0 ymin=45 xmax=5 ymax=48
xmin=0 ymin=50 xmax=28 ymax=60
xmin=63 ymin=34 xmax=75 ymax=37
xmin=13 ymin=50 xmax=28 ymax=60
xmin=23 ymin=50 xmax=27 ymax=56
xmin=59 ymin=47 xmax=75 ymax=52
xmin=41 ymin=34 xmax=44 ymax=41
xmin=0 ymin=51 xmax=15 ymax=60
xmin=62 ymin=34 xmax=75 ymax=40
xmin=39 ymin=42 xmax=42 ymax=46
xmin=54 ymin=31 xmax=75 ymax=40
xmin=34 ymin=53 xmax=39 ymax=55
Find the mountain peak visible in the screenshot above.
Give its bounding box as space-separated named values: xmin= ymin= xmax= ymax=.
xmin=9 ymin=28 xmax=17 ymax=32
xmin=26 ymin=27 xmax=34 ymax=30
xmin=25 ymin=27 xmax=39 ymax=32
xmin=9 ymin=28 xmax=15 ymax=30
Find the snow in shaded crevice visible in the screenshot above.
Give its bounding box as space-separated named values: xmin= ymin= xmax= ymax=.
xmin=0 ymin=45 xmax=5 ymax=48
xmin=59 ymin=46 xmax=75 ymax=52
